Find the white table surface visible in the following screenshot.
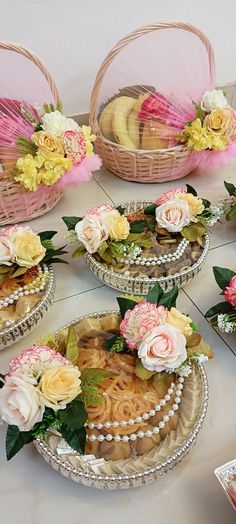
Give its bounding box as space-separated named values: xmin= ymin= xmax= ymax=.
xmin=0 ymin=164 xmax=236 ymax=524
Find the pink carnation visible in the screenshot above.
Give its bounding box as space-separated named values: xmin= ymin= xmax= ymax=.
xmin=62 ymin=130 xmax=86 ymax=165
xmin=224 ymin=275 xmax=236 ymax=307
xmin=155 ymin=188 xmax=186 ymax=206
xmin=1 ymin=224 xmax=34 ymax=237
xmin=120 ymin=301 xmax=168 ymax=350
xmin=87 ymin=205 xmax=113 ymax=216
xmin=9 ymin=345 xmax=71 ymax=378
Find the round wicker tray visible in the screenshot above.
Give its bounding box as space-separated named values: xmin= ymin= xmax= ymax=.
xmin=0 ymin=264 xmax=55 ymax=350
xmin=84 ymin=200 xmax=210 ymax=295
xmin=34 ymin=311 xmax=209 ymax=490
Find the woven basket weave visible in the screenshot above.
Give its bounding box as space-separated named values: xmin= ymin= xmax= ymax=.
xmin=90 ymin=22 xmax=215 ymax=183
xmin=0 ymin=42 xmax=63 ymax=225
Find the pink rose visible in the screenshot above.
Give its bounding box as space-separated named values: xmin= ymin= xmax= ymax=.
xmin=137 ymin=323 xmax=187 ymax=372
xmin=0 ymin=374 xmax=45 ymax=431
xmin=9 ymin=345 xmax=71 ymax=380
xmin=87 ymin=205 xmax=114 ymax=216
xmin=155 ymin=199 xmax=190 ymax=232
xmin=62 ymin=130 xmax=86 ymax=165
xmin=224 ymin=275 xmax=236 ymax=307
xmin=155 ymin=188 xmax=186 ymax=206
xmin=120 ymin=301 xmax=168 ymax=350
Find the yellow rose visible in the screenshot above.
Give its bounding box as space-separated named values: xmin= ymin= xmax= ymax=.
xmin=179 ymin=193 xmax=204 ymax=222
xmin=32 ymin=131 xmax=64 ymax=156
xmin=10 ymin=228 xmax=46 ymax=268
xmin=105 ymin=211 xmax=130 ymax=241
xmin=203 ymin=109 xmax=232 ymax=136
xmin=39 ymin=365 xmax=81 ymax=410
xmin=167 ymin=307 xmax=193 ymax=337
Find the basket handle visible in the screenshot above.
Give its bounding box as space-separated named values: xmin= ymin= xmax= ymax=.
xmin=90 ymin=22 xmax=215 ymax=127
xmin=0 ymin=41 xmax=60 ymax=104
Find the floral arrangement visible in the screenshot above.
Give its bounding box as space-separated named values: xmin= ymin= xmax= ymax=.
xmin=0 ymin=100 xmax=101 ymax=191
xmin=205 ymin=267 xmax=236 ymax=333
xmin=62 ymin=185 xmax=221 ymax=267
xmin=0 ymin=283 xmax=212 ymax=460
xmin=219 ymin=181 xmax=236 ymax=221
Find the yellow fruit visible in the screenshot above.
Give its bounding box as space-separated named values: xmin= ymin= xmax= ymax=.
xmin=141 ymin=120 xmax=169 ymax=150
xmin=127 ymin=110 xmax=140 ymax=148
xmin=99 ymin=100 xmax=116 ymax=140
xmin=111 ymin=96 xmax=137 ymax=148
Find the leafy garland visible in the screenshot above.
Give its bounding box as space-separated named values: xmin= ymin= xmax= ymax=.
xmin=205 ymin=266 xmax=236 ymax=332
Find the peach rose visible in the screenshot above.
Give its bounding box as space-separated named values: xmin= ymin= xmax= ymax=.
xmin=203 ymin=109 xmax=232 ymax=136
xmin=167 ymin=308 xmax=193 ymax=337
xmin=32 ymin=131 xmax=64 ymax=156
xmin=75 ymin=214 xmax=108 ymax=254
xmin=137 ymin=323 xmax=187 ymax=372
xmin=39 ymin=365 xmax=81 ymax=410
xmin=10 ymin=227 xmax=46 ymax=268
xmin=0 ymin=374 xmax=44 ymax=431
xmin=155 ymin=199 xmax=190 ymax=232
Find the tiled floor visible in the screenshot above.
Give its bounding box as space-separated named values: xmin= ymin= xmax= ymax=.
xmin=0 ymin=164 xmax=236 ymax=524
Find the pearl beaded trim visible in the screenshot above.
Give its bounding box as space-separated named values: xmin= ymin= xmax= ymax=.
xmin=0 ymin=264 xmax=49 ymax=310
xmin=121 ymin=239 xmax=189 ymax=266
xmin=86 ymin=375 xmax=185 ymax=442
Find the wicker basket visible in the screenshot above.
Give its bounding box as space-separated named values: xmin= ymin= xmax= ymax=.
xmin=0 ymin=42 xmax=63 ymax=225
xmin=89 ymin=22 xmax=215 ymax=183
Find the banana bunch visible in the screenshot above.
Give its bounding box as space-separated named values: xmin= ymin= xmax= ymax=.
xmin=99 ymin=93 xmax=170 ymax=150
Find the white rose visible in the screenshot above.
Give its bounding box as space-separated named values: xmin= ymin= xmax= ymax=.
xmin=75 ymin=214 xmax=108 ymax=254
xmin=138 ymin=323 xmax=187 ymax=372
xmin=201 ymin=90 xmax=229 ymax=112
xmin=0 ymin=236 xmax=15 ymax=265
xmin=155 ymin=199 xmax=190 ymax=232
xmin=42 ymin=110 xmax=79 ymax=136
xmin=0 ymin=374 xmax=45 ymax=431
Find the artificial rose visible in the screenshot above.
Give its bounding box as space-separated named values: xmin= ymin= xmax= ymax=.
xmin=224 ymin=275 xmax=236 ymax=307
xmin=39 ymin=365 xmax=81 ymax=410
xmin=62 ymin=130 xmax=86 ymax=165
xmin=0 ymin=374 xmax=44 ymax=431
xmin=75 ymin=214 xmax=108 ymax=254
xmin=32 ymin=131 xmax=64 ymax=156
xmin=104 ymin=211 xmax=130 ymax=241
xmin=137 ymin=323 xmax=187 ymax=372
xmin=10 ymin=228 xmax=46 ymax=267
xmin=0 ymin=236 xmax=15 ymax=266
xmin=120 ymin=301 xmax=168 ymax=349
xmin=203 ymin=109 xmax=232 ymax=137
xmin=179 ymin=193 xmax=204 ymax=221
xmin=167 ymin=307 xmax=193 ymax=337
xmin=201 ymin=90 xmax=229 ymax=112
xmin=155 ymin=188 xmax=186 ymax=206
xmin=155 ymin=199 xmax=190 ymax=232
xmin=42 ymin=110 xmax=79 ymax=136
xmin=9 ymin=346 xmax=71 ymax=380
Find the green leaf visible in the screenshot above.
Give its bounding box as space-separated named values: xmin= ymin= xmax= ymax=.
xmin=6 ymin=426 xmax=34 ymax=461
xmin=102 ymin=334 xmax=121 ymax=350
xmin=38 ymin=231 xmax=57 ymax=241
xmin=186 ymin=184 xmax=197 ymax=196
xmin=130 ymin=220 xmax=147 ymax=234
xmin=134 ymin=359 xmax=155 ymax=380
xmin=159 ymin=286 xmax=179 ymax=309
xmin=41 ymin=239 xmax=54 ymax=250
xmin=181 ymin=222 xmax=206 ymax=241
xmin=59 ymin=399 xmax=87 ymax=429
xmin=202 ymin=198 xmax=211 ymax=209
xmin=117 ymin=297 xmax=137 ymax=318
xmin=190 ymin=321 xmax=198 ymax=331
xmin=144 ymin=203 xmax=157 ymax=216
xmin=0 ymin=373 xmax=5 ymax=389
xmin=97 ymin=241 xmax=113 ymax=264
xmin=80 ymin=368 xmax=116 ymax=385
xmin=9 ymin=266 xmax=28 ymax=279
xmin=116 ymin=205 xmax=125 ymax=215
xmin=126 ymin=232 xmax=153 ymax=249
xmin=65 ymin=326 xmax=79 ymax=365
xmin=72 ymin=245 xmax=86 ymax=258
xmin=146 ymin=282 xmax=164 ymax=304
xmin=205 ymin=301 xmax=233 ymax=318
xmin=213 ymin=266 xmax=236 ymax=291
xmin=62 ymin=216 xmax=82 ymax=231
xmin=103 ymin=335 xmax=125 ymax=353
xmin=60 ymin=424 xmax=86 ymax=454
xmin=225 ymin=205 xmax=236 ymax=221
xmin=224 ymin=180 xmax=236 ymax=196
xmin=192 ymin=102 xmax=205 ymax=122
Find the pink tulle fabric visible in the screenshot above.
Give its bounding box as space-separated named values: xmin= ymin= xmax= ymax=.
xmin=195 ymin=140 xmax=236 ymax=172
xmin=53 ymin=154 xmax=102 ymax=190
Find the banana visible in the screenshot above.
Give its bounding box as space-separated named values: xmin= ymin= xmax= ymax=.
xmin=127 ymin=110 xmax=140 ymax=148
xmin=111 ymin=96 xmax=137 ymax=149
xmin=99 ymin=100 xmax=115 ymax=140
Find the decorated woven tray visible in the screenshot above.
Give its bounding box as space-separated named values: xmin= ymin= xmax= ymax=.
xmin=63 ymin=185 xmax=221 ymax=295
xmin=215 ymin=459 xmax=236 ymax=511
xmin=0 ymin=225 xmax=66 ymax=349
xmin=0 ymin=284 xmax=212 ymax=490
